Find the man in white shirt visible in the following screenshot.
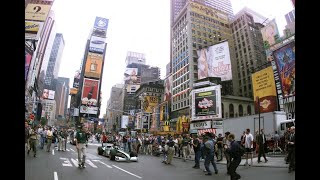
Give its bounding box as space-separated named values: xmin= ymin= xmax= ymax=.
xmin=46 ymin=127 xmax=53 ymax=152
xmin=244 ymin=128 xmax=254 ymax=166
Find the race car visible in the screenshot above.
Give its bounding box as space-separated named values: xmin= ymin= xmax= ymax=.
xmin=97 ymin=144 xmax=138 ymax=162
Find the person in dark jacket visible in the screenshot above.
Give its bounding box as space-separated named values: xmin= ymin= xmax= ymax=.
xmin=287 ymin=126 xmax=295 ymax=173
xmin=226 ymin=133 xmax=241 ymax=180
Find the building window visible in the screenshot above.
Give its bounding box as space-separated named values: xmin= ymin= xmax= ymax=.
xmin=247 ymin=105 xmax=252 ymax=115
xmin=229 ymin=104 xmax=234 ymax=118
xmin=222 ymin=103 xmax=224 ymax=118
xmin=239 ymin=105 xmax=243 ymax=117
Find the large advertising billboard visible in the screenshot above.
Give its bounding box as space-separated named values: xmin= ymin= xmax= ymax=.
xmin=92 ymin=28 xmax=106 ymax=38
xmin=189 ymin=2 xmax=228 ymax=24
xmin=93 ymin=17 xmax=109 ymax=30
xmin=164 ymin=75 xmax=172 ymax=101
xmin=197 ymin=41 xmax=232 ymax=81
xmin=124 ymin=68 xmax=141 ymax=84
xmin=273 ymin=41 xmax=295 ymax=97
xmin=89 ymin=36 xmax=106 ymax=54
xmin=252 ymin=66 xmax=277 ymax=113
xmin=42 ymin=89 xmax=55 ymax=100
xmin=80 ymin=106 xmax=98 ymax=115
xmin=25 ymin=49 xmax=32 ymax=81
xmin=192 ymin=86 xmax=222 ymax=121
xmin=121 ymin=115 xmax=129 ymax=129
xmin=25 ymin=4 xmax=52 ymax=21
xmin=73 ymin=70 xmax=80 ymax=88
xmin=143 ymin=96 xmax=159 ymax=113
xmin=261 ymin=19 xmax=280 ymax=48
xmin=84 ymin=52 xmax=103 ymax=79
xmin=81 ymin=78 xmax=100 ymax=106
xmin=25 ymin=21 xmax=44 ymax=34
xmin=126 ymin=84 xmax=140 ymax=93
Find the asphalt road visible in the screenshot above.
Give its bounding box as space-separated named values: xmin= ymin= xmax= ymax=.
xmin=25 ymin=142 xmax=295 ymax=180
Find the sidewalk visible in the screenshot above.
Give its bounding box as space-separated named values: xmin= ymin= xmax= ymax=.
xmin=173 ymin=154 xmax=288 ymax=168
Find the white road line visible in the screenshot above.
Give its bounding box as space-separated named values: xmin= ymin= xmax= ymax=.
xmin=86 ymin=160 xmax=98 ymax=168
xmin=54 ymin=172 xmax=58 ymax=180
xmin=92 ymin=160 xmax=112 ymax=168
xmin=71 ymin=158 xmax=79 ymax=167
xmin=66 ymin=149 xmax=70 ymax=152
xmin=112 ymin=165 xmax=142 ymax=179
xmin=52 ymin=150 xmax=55 ymax=155
xmin=60 ymin=158 xmax=72 ymax=167
xmin=70 ymin=149 xmax=75 ymax=152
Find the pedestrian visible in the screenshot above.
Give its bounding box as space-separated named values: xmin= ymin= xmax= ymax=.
xmin=244 ymin=128 xmax=254 ymax=166
xmin=37 ymin=125 xmax=44 ymax=149
xmin=223 ymin=131 xmax=231 ymax=175
xmin=226 ymin=133 xmax=242 ymax=180
xmin=76 ymin=125 xmax=87 ymax=168
xmin=216 ymin=133 xmax=224 ymax=161
xmin=192 ymin=134 xmax=201 ymax=169
xmin=287 ymin=126 xmax=295 ymax=173
xmin=181 ymin=135 xmax=189 ymax=161
xmin=25 ymin=121 xmax=30 ymax=153
xmin=203 ymin=134 xmax=218 ymax=176
xmin=46 ymin=127 xmax=53 ymax=152
xmin=273 ymin=131 xmax=282 ymax=153
xmin=28 ymin=126 xmax=38 ymax=157
xmin=165 ymin=136 xmax=175 ymax=165
xmin=257 ymin=129 xmax=268 ymax=163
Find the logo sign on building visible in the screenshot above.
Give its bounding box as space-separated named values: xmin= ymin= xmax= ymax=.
xmin=189 ymin=2 xmax=228 ymax=24
xmin=252 ymin=66 xmax=278 ymax=113
xmin=273 ymin=41 xmax=295 ymax=98
xmin=25 ymin=4 xmax=52 ymax=21
xmin=84 ymin=52 xmax=103 ymax=79
xmin=190 ymin=120 xmax=211 ymax=130
xmin=192 ymin=86 xmax=222 ymax=121
xmin=212 ymin=121 xmax=223 ymax=128
xmin=80 ymin=106 xmax=98 ymax=115
xmin=89 ymin=36 xmax=106 ymax=54
xmin=93 ymin=17 xmax=109 ymax=30
xmin=81 ymin=78 xmax=100 ymax=106
xmin=92 ymin=28 xmax=106 ymax=38
xmin=126 ymin=84 xmax=140 ymax=93
xmin=198 ymin=41 xmax=232 ymax=81
xmin=143 ymin=96 xmax=159 ymax=113
xmin=25 ymin=21 xmax=44 ymax=33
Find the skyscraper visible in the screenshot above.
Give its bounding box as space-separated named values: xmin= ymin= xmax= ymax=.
xmin=170 ymin=0 xmax=236 ymax=117
xmin=55 ymin=77 xmax=70 ymax=118
xmin=231 ymin=8 xmax=267 ymax=98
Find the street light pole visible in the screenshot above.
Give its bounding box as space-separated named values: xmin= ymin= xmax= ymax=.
xmin=257 ymin=96 xmax=261 ymax=135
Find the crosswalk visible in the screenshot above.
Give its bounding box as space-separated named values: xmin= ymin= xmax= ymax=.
xmin=59 ymin=157 xmax=112 ymax=169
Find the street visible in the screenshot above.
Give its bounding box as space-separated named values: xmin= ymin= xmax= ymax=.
xmin=25 ymin=142 xmax=295 ymax=180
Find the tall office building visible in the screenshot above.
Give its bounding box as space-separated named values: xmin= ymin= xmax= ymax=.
xmin=55 ymin=77 xmax=70 ymax=118
xmin=44 ymin=33 xmax=65 ymax=89
xmin=284 ymin=10 xmax=295 ymax=36
xmin=230 ymin=8 xmax=267 ymax=98
xmin=106 ymin=84 xmax=125 ymax=131
xmin=170 ymin=0 xmax=236 ymax=116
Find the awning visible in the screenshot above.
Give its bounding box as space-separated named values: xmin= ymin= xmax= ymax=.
xmin=198 ymin=128 xmax=216 ymax=136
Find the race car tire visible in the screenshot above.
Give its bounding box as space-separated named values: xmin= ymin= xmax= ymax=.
xmin=110 ymin=154 xmax=115 ymax=161
xmin=97 ymin=147 xmax=103 ymax=155
xmin=130 ymin=151 xmax=138 ymax=157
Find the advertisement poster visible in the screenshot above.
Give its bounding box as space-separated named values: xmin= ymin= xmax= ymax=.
xmin=142 ymin=96 xmax=158 ymax=113
xmin=192 ymin=86 xmax=222 ymax=121
xmin=93 ymin=17 xmax=109 ymax=30
xmin=261 ymin=19 xmax=280 ymax=48
xmin=92 ymin=28 xmax=106 ymax=38
xmin=25 ymin=49 xmax=32 ymax=81
xmin=252 ymin=66 xmax=277 ymax=113
xmin=164 ymin=75 xmax=172 ymax=101
xmin=273 ymin=41 xmax=295 ymax=97
xmin=126 ymin=84 xmax=140 ymax=93
xmin=42 ymin=89 xmax=55 ymax=100
xmin=25 ymin=21 xmax=43 ymax=34
xmin=121 ymin=115 xmax=129 ymax=129
xmin=89 ymin=36 xmax=106 ymax=54
xmin=198 ymin=41 xmax=232 ymax=81
xmin=73 ymin=70 xmax=80 ymax=88
xmin=81 ymin=78 xmax=100 ymax=106
xmin=84 ymin=52 xmax=103 ymax=79
xmin=25 ymin=4 xmax=52 ymax=21
xmin=80 ymin=106 xmax=98 ymax=115
xmin=176 ymin=115 xmax=190 ymax=133
xmin=124 ymin=68 xmax=141 ymax=84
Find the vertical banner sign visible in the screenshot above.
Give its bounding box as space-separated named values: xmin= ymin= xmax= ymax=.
xmin=84 ymin=53 xmax=103 ymax=79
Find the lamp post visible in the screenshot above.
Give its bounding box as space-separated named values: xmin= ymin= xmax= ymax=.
xmin=256 ymin=96 xmax=261 ymax=135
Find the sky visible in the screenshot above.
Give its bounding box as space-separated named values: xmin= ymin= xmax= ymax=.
xmin=51 ymin=0 xmax=294 ymax=118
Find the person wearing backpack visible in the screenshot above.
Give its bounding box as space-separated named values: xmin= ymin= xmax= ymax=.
xmin=226 ymin=133 xmax=242 ymax=180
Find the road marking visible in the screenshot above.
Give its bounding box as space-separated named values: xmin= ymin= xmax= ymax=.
xmin=86 ymin=160 xmax=98 ymax=168
xmin=52 ymin=150 xmax=55 ymax=155
xmin=54 ymin=172 xmax=58 ymax=180
xmin=92 ymin=160 xmax=112 ymax=168
xmin=66 ymin=149 xmax=70 ymax=152
xmin=60 ymin=158 xmax=72 ymax=167
xmin=70 ymin=149 xmax=75 ymax=152
xmin=112 ymin=165 xmax=142 ymax=179
xmin=71 ymin=158 xmax=79 ymax=167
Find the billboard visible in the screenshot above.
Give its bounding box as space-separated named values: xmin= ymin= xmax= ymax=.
xmin=252 ymin=66 xmax=277 ymax=113
xmin=93 ymin=17 xmax=109 ymax=30
xmin=189 ymin=2 xmax=228 ymax=24
xmin=197 ymin=41 xmax=232 ymax=81
xmin=25 ymin=21 xmax=44 ymax=33
xmin=92 ymin=28 xmax=106 ymax=38
xmin=42 ymin=89 xmax=55 ymax=100
xmin=89 ymin=36 xmax=106 ymax=54
xmin=25 ymin=4 xmax=52 ymax=21
xmin=25 ymin=49 xmax=32 ymax=81
xmin=164 ymin=75 xmax=172 ymax=101
xmin=126 ymin=84 xmax=140 ymax=93
xmin=261 ymin=19 xmax=280 ymax=48
xmin=80 ymin=106 xmax=98 ymax=115
xmin=81 ymin=78 xmax=100 ymax=106
xmin=273 ymin=41 xmax=295 ymax=97
xmin=73 ymin=70 xmax=80 ymax=88
xmin=84 ymin=52 xmax=103 ymax=78
xmin=192 ymin=85 xmax=222 ymax=121
xmin=121 ymin=115 xmax=129 ymax=129
xmin=142 ymin=96 xmax=159 ymax=113
xmin=124 ymin=68 xmax=141 ymax=84
xmin=70 ymin=88 xmax=78 ymax=95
